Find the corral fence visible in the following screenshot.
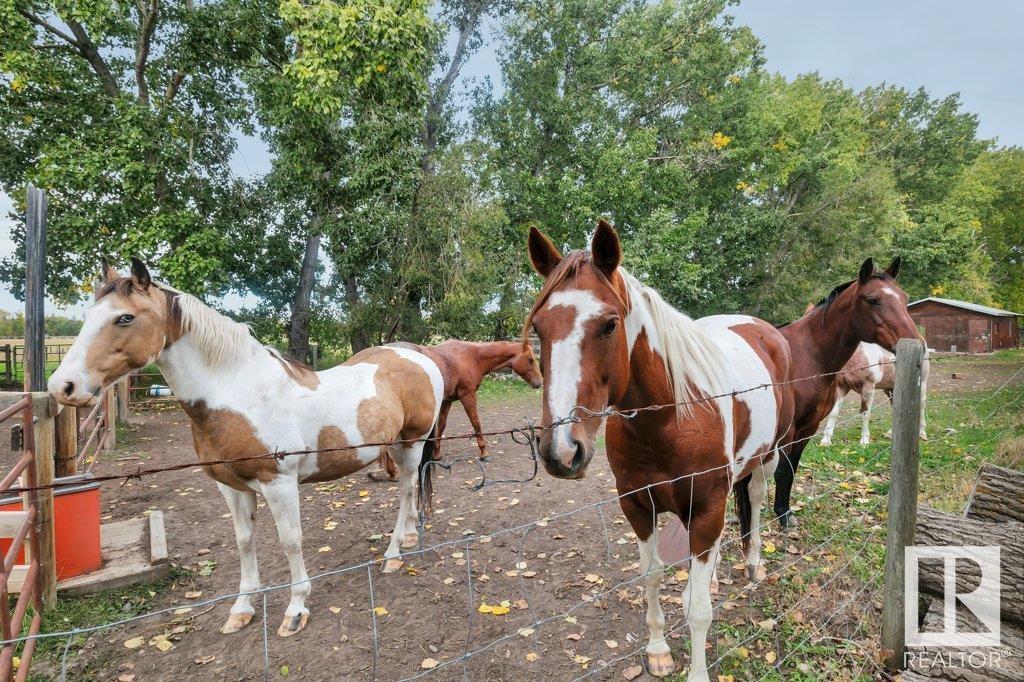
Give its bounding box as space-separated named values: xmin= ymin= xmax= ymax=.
xmin=0 ymin=340 xmax=1014 ymax=680
xmin=0 ymin=344 xmax=73 ymax=386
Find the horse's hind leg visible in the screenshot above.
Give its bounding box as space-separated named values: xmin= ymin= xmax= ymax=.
xmin=820 ymin=388 xmax=845 ymax=446
xmin=744 ymin=457 xmax=778 ymax=582
xmin=259 ymin=475 xmax=310 ymax=637
xmin=859 ymin=385 xmax=876 ymax=445
xmin=217 ymin=483 xmax=260 ymax=635
xmin=382 ymin=442 xmax=422 ymax=573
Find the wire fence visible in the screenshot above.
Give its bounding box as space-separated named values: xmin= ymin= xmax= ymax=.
xmin=1 ymin=350 xmax=1020 ymax=681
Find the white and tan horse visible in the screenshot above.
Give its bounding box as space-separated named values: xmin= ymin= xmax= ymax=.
xmin=48 ymin=260 xmax=443 ymax=638
xmin=525 ymin=222 xmax=795 ymax=680
xmin=820 ymin=342 xmax=929 ymax=446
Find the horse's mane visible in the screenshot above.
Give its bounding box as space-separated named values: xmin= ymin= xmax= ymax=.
xmin=99 ymin=277 xmax=262 ymax=367
xmin=522 ymin=251 xmax=726 ymax=420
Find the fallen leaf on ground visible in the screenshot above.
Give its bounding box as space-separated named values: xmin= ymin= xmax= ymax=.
xmin=329 ymin=606 xmax=342 ymax=614
xmin=764 ymin=651 xmax=777 ymax=664
xmin=622 ymin=664 xmax=643 ymax=680
xmin=373 ymin=606 xmax=389 ymax=616
xmin=318 ymin=546 xmax=331 ymax=553
xmin=184 ymin=591 xmax=202 ymax=599
xmin=605 ymin=639 xmax=618 ymax=649
xmin=566 ymin=633 xmax=582 ymax=641
xmin=123 ymin=637 xmax=144 ymax=649
xmin=420 ymin=658 xmax=439 ymax=670
xmin=526 ymin=652 xmax=539 ymax=662
xmin=194 ymin=655 xmax=215 ymax=665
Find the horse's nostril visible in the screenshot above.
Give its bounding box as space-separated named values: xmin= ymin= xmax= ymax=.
xmin=62 ymin=381 xmax=75 ymax=397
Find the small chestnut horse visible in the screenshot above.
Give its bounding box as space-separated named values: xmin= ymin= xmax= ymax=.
xmin=820 ymin=342 xmax=929 ymax=446
xmin=48 ymin=260 xmax=442 ymax=638
xmin=771 ymin=258 xmax=923 ymax=526
xmin=526 ymin=222 xmax=794 ymax=680
xmin=370 ymin=340 xmax=543 ymax=480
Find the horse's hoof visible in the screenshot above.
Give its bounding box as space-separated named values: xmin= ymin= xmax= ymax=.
xmin=400 ymin=533 xmax=419 ymax=550
xmin=277 ymin=612 xmax=308 ymax=638
xmin=920 ymin=433 xmax=928 ymax=441
xmin=478 ymin=451 xmax=490 ymax=461
xmin=367 ymin=470 xmax=394 ymax=483
xmin=747 ymin=564 xmax=767 ymax=581
xmin=777 ymin=512 xmax=797 ymax=528
xmin=820 ymin=440 xmax=832 ymax=447
xmin=709 ymin=580 xmax=720 ymax=595
xmin=644 ymin=651 xmax=676 ymax=677
xmin=381 ymin=558 xmax=404 ymax=574
xmin=220 ymin=612 xmax=253 ymax=635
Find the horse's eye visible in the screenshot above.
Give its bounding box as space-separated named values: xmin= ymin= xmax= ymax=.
xmin=866 ymin=298 xmax=880 ymax=307
xmin=115 ymin=314 xmax=135 ymax=325
xmin=602 ymin=319 xmax=618 ymax=336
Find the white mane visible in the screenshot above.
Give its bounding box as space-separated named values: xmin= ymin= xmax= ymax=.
xmin=159 ymin=282 xmax=258 ymax=366
xmin=618 ymin=269 xmax=728 ymax=419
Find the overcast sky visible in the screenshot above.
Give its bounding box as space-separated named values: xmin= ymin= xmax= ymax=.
xmin=2 ymin=0 xmax=1021 ymax=317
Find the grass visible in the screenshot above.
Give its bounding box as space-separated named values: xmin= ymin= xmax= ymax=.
xmin=477 ymin=375 xmax=539 ymax=399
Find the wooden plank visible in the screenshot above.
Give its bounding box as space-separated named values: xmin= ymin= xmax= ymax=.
xmin=28 ymin=392 xmax=56 ymax=608
xmin=0 ymin=511 xmax=28 ymax=539
xmin=6 ymin=565 xmax=29 ymax=593
xmin=23 ymin=186 xmax=46 ymax=393
xmin=57 ymin=517 xmax=169 ymax=596
xmin=882 ymin=338 xmax=925 ymax=670
xmin=148 ymin=510 xmax=168 ymax=565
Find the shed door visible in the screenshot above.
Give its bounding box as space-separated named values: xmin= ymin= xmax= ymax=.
xmin=968 ymin=318 xmax=989 ymax=352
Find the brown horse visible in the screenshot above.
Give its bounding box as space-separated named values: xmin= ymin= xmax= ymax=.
xmin=370 ymin=340 xmax=542 ymax=480
xmin=771 ymin=258 xmax=923 ymax=526
xmin=47 ymin=260 xmax=443 ymax=638
xmin=526 ymin=221 xmax=794 ymax=680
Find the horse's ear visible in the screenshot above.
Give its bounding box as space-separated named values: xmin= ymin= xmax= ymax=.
xmin=885 ymin=256 xmax=901 ymax=279
xmin=528 ymin=226 xmax=563 ymax=278
xmin=591 ymin=219 xmax=621 ymax=278
xmin=100 ymin=257 xmax=118 ymax=284
xmin=858 ymin=258 xmax=874 ymax=286
xmin=130 ymin=257 xmax=152 ymax=290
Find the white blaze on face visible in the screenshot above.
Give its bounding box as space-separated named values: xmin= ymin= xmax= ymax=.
xmin=47 ymin=297 xmax=121 ymax=402
xmin=880 ymin=285 xmax=905 ymax=306
xmin=545 ymin=289 xmax=605 ymax=450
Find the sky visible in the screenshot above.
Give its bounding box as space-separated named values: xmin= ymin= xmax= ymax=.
xmin=2 ymin=0 xmax=1022 ymax=317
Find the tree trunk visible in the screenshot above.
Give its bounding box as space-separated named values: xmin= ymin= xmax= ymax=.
xmin=966 ymin=463 xmax=1024 ymax=524
xmin=344 ymin=275 xmax=372 ymax=354
xmin=288 ymin=230 xmax=321 ymax=360
xmin=904 ymin=604 xmax=1023 ymax=681
xmin=915 ymin=506 xmax=1024 ymax=624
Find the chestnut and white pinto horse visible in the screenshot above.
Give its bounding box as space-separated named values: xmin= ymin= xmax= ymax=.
xmin=48 ymin=260 xmax=443 ymax=638
xmin=526 ymin=222 xmax=794 ymax=680
xmin=820 ymin=342 xmax=929 ymax=446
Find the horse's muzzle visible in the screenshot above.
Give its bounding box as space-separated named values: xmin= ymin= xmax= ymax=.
xmin=538 ymin=436 xmax=591 ymax=479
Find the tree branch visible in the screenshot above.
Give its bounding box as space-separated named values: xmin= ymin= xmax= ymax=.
xmin=135 ymin=0 xmax=160 ymax=105
xmin=63 ymin=18 xmax=121 ymax=98
xmin=17 ymin=9 xmax=78 ymax=45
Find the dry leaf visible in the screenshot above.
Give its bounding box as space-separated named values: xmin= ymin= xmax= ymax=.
xmin=522 ymin=571 xmax=537 ymax=578
xmin=622 ymin=664 xmax=643 ymax=680
xmin=318 ymin=546 xmax=331 ymax=553
xmin=757 ymin=618 xmax=776 ymax=631
xmin=184 ymin=591 xmax=202 ymax=599
xmin=443 ymin=577 xmax=455 ymax=585
xmin=584 ymin=573 xmax=602 ymax=583
xmin=155 ymin=639 xmax=173 ymax=652
xmin=572 ymin=654 xmax=592 ymax=666
xmin=764 ymin=651 xmax=777 ymax=664
xmin=329 ymin=606 xmax=342 ymax=614
xmin=373 ymin=606 xmax=389 ymax=616
xmin=518 ymin=627 xmax=535 ymax=637
xmin=194 ymin=655 xmax=215 ymax=665
xmin=123 ymin=637 xmax=144 ymax=649
xmin=564 ymin=616 xmax=578 ymax=624
xmin=721 ymin=601 xmax=738 ymax=610
xmin=420 ymin=658 xmax=439 ymax=670
xmin=117 ymin=675 xmax=135 ymax=682
xmin=566 ymin=633 xmax=582 ymax=641
xmin=763 ymin=541 xmax=776 ymax=554
xmin=526 ymin=652 xmax=539 ymax=662
xmin=674 ymin=569 xmax=688 ymax=581
xmin=605 ymin=639 xmax=618 ymax=649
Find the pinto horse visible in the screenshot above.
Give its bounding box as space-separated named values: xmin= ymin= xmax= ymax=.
xmin=48 ymin=260 xmax=443 ymax=638
xmin=526 ymin=222 xmax=794 ymax=680
xmin=771 ymin=258 xmax=922 ymax=526
xmin=820 ymin=342 xmax=929 ymax=446
xmin=370 ymin=340 xmax=543 ymax=480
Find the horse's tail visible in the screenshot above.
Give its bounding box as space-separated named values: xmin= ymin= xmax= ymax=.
xmin=733 ymin=474 xmax=752 ymax=556
xmin=416 ymin=425 xmax=437 ymax=517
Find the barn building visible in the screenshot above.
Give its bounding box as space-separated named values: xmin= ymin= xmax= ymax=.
xmin=908 ymin=297 xmax=1021 ymax=353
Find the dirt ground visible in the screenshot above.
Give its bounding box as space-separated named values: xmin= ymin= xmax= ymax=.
xmin=33 ymin=351 xmax=1024 ymax=680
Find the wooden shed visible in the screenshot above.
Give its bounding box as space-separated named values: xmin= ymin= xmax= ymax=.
xmin=908 ymin=297 xmax=1021 ymax=353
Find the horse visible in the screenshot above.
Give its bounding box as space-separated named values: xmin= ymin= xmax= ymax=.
xmin=369 ymin=340 xmax=543 ymax=481
xmin=771 ymin=258 xmax=923 ymax=526
xmin=820 ymin=342 xmax=929 ymax=446
xmin=47 ymin=259 xmax=443 ymax=638
xmin=525 ymin=221 xmax=794 ymax=680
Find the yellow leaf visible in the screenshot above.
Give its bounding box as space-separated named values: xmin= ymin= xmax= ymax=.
xmin=155 ymin=639 xmax=173 ymax=652
xmin=329 ymin=606 xmax=342 ymax=614
xmin=491 ymin=605 xmax=510 ymax=615
xmin=373 ymin=606 xmax=389 ymax=616
xmin=318 ymin=546 xmax=331 ymax=553
xmin=763 ymin=541 xmax=776 ymax=554
xmin=764 ymin=651 xmax=777 ymax=664
xmin=526 ymin=652 xmax=539 ymax=662
xmin=735 ymin=646 xmax=749 ymax=659
xmin=518 ymin=627 xmax=535 ymax=637
xmin=420 ymin=658 xmax=439 ymax=669
xmin=674 ymin=569 xmax=688 ymax=581
xmin=565 ymin=616 xmax=578 ymax=624
xmin=358 ymin=490 xmax=370 ymax=497
xmin=124 ymin=636 xmax=144 ymax=649
xmin=573 ymin=654 xmax=592 ymax=666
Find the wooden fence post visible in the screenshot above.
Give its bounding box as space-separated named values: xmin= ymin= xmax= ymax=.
xmin=28 ymin=392 xmax=57 ymax=607
xmin=116 ymin=378 xmax=130 ymax=422
xmin=24 ymin=187 xmax=47 ymax=393
xmin=882 ymin=338 xmax=925 ymax=670
xmin=1 ymin=345 xmax=10 ymax=383
xmin=102 ymin=387 xmax=117 ymax=449
xmin=54 ymin=404 xmax=78 ymax=477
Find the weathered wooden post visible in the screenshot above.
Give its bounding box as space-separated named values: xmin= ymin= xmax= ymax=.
xmin=116 ymin=377 xmax=130 ymax=422
xmin=27 ymin=393 xmax=57 ymax=606
xmin=1 ymin=345 xmax=11 ymax=383
xmin=882 ymin=338 xmax=925 ymax=670
xmin=102 ymin=388 xmax=117 ymax=450
xmin=54 ymin=404 xmax=78 ymax=477
xmin=24 ymin=186 xmax=47 ymax=393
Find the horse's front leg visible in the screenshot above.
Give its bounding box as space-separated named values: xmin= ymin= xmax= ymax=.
xmin=258 ymin=474 xmax=310 ymax=637
xmin=859 ymin=385 xmax=876 ymax=445
xmin=682 ymin=510 xmax=724 ymax=682
xmin=217 ymin=482 xmax=260 ymax=634
xmin=623 ymin=496 xmax=674 ymax=677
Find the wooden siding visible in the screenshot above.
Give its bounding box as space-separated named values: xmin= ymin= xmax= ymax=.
xmin=909 ymin=300 xmax=1020 ymax=352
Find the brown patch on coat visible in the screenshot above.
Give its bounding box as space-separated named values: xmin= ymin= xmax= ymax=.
xmin=179 ymin=400 xmax=278 ymax=491
xmin=302 ymin=426 xmax=365 ymax=483
xmin=346 ymin=347 xmax=437 ymax=443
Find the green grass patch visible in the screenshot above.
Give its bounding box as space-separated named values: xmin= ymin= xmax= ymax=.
xmin=477 ymin=375 xmax=539 ymax=400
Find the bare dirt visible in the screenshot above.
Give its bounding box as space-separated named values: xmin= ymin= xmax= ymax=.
xmin=34 ymin=351 xmax=1024 ymax=680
